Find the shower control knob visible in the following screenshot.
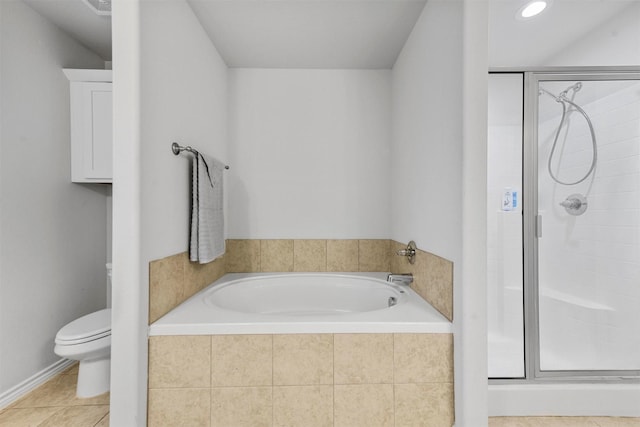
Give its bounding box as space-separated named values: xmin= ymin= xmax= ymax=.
xmin=395 ymin=241 xmax=417 ymax=264
xmin=560 ymin=199 xmax=581 ymax=209
xmin=559 ymin=194 xmax=588 ymax=216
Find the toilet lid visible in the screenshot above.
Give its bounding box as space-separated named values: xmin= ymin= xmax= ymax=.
xmin=55 ymin=308 xmax=111 ymax=345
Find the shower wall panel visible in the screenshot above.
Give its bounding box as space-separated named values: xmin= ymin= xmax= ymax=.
xmin=487 ymin=73 xmax=525 ymax=379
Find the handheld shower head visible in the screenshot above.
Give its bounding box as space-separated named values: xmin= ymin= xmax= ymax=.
xmin=542 ymin=81 xmax=598 ymax=186
xmin=559 ymin=82 xmax=582 ymax=99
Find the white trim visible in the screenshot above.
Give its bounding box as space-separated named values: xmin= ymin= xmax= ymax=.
xmin=489 ymin=384 xmax=640 ymax=417
xmin=457 ymin=0 xmax=489 ymax=426
xmin=63 ymin=69 xmax=112 ymax=82
xmin=0 ymin=359 xmax=75 ymax=409
xmin=110 ymin=0 xmax=146 ymax=425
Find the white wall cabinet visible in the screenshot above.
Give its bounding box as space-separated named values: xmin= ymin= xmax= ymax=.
xmin=64 ymin=69 xmax=113 ymax=183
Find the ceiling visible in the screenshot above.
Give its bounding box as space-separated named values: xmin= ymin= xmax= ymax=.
xmin=23 ymin=0 xmax=427 ymax=68
xmin=187 ymin=0 xmax=427 ymax=69
xmin=488 ymin=0 xmax=638 ymax=68
xmin=23 ymin=0 xmax=112 ymax=60
xmin=22 ymin=0 xmax=639 ymax=69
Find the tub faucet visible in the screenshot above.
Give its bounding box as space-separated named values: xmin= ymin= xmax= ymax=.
xmin=387 ymin=273 xmax=413 ymax=286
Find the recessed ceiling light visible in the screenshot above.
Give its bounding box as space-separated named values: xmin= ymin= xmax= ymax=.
xmin=518 ymin=1 xmax=548 ymax=19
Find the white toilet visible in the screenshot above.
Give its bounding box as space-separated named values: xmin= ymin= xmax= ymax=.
xmin=54 ymin=263 xmax=112 ymax=398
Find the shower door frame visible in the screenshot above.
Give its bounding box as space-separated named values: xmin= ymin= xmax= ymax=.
xmin=524 ymin=70 xmax=640 ymax=382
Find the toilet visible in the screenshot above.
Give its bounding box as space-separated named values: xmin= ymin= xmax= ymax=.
xmin=54 ymin=264 xmax=112 ymax=398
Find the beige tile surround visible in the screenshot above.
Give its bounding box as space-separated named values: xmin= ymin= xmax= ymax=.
xmin=391 ymin=241 xmax=454 ymax=321
xmin=149 ymin=252 xmax=225 ymax=323
xmin=149 ymin=239 xmax=454 ymax=325
xmin=225 ymin=239 xmax=392 ymax=273
xmin=147 ymin=241 xmax=455 ymax=424
xmin=148 ymin=333 xmax=454 ymax=427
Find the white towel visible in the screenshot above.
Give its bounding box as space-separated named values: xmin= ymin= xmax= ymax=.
xmin=190 ymin=152 xmax=225 ymax=264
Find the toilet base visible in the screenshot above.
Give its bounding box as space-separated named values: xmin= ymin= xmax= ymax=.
xmin=77 ymin=356 xmax=110 ymax=398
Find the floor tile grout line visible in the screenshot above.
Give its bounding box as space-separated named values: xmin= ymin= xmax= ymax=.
xmin=33 ymin=406 xmax=66 ymax=427
xmin=93 ymin=411 xmax=110 ymax=427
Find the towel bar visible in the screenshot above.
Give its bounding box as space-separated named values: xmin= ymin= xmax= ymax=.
xmin=171 ymin=142 xmax=229 ymax=169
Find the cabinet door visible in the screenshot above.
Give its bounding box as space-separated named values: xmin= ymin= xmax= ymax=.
xmin=70 ymin=82 xmax=112 ymax=182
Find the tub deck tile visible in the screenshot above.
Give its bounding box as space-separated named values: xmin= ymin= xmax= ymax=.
xmin=273 ymin=334 xmax=333 ymax=386
xmin=211 ymin=335 xmax=273 ymax=387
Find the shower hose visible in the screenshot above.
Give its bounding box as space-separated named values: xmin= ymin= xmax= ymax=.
xmin=545 ymin=90 xmax=598 ymax=186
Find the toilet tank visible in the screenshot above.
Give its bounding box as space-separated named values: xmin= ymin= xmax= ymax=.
xmin=106 ymin=263 xmax=112 ymax=308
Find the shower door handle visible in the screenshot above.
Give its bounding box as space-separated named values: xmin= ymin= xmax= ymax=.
xmin=536 ymin=214 xmax=543 ymax=238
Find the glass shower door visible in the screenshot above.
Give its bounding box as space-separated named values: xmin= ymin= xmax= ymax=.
xmin=534 ymin=74 xmax=640 ymax=375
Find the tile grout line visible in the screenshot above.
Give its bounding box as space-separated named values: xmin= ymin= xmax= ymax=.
xmin=292 ymin=240 xmax=297 ymax=272
xmin=289 ymin=239 xmax=293 ymax=272
xmin=93 ymin=410 xmax=109 ymax=427
xmin=392 ymin=333 xmax=396 ymax=427
xmin=34 ymin=406 xmax=65 ymax=427
xmin=324 ymin=239 xmax=328 ymax=272
xmin=333 ymin=333 xmax=336 ymax=427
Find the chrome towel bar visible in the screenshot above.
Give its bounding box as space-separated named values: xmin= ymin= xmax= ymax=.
xmin=171 ymin=142 xmax=230 ymax=169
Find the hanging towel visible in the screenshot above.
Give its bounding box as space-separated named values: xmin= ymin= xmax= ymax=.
xmin=190 ymin=152 xmax=225 ymax=264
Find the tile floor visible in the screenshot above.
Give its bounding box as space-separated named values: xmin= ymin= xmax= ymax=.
xmin=0 ymin=363 xmax=109 ymax=427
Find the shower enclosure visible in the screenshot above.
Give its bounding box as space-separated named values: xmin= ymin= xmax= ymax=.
xmin=487 ymin=71 xmax=640 ymax=386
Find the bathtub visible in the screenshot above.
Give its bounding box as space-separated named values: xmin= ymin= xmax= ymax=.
xmin=149 ymin=272 xmax=452 ymax=335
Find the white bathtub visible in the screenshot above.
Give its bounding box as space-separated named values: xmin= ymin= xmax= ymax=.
xmin=149 ymin=272 xmax=452 ymax=335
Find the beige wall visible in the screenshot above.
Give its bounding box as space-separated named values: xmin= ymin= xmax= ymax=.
xmin=148 ymin=333 xmax=454 ymax=426
xmin=148 ymin=239 xmax=454 ymax=324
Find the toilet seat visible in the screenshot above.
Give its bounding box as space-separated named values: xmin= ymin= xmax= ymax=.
xmin=55 ymin=308 xmax=111 ymax=346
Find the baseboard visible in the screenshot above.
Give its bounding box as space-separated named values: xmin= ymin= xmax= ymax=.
xmin=0 ymin=358 xmax=75 ymax=409
xmin=489 ymin=383 xmax=640 ymax=417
